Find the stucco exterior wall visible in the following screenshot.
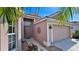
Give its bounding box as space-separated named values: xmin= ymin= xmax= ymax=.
xmin=0 ymin=18 xmax=8 ymax=51
xmin=53 ymin=25 xmax=70 ymax=42
xmin=70 ymin=24 xmax=79 ymax=32
xmin=0 ymin=17 xmax=22 ymax=51
xmin=34 ymin=20 xmax=47 ymax=44
xmin=17 ymin=17 xmax=23 ymax=51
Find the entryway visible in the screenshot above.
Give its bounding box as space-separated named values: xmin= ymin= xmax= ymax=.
xmin=23 ymin=18 xmax=33 ymax=39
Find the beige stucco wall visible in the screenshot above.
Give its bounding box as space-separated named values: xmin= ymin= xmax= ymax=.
xmin=0 ymin=18 xmax=8 ymax=51
xmin=34 ymin=19 xmax=70 ymax=46
xmin=17 ymin=17 xmax=23 ymax=51
xmin=70 ymin=23 xmax=79 ymax=37
xmin=34 ymin=20 xmax=47 ymax=44
xmin=70 ymin=23 xmax=79 ymax=32
xmin=0 ymin=17 xmax=22 ymax=51
xmin=53 ymin=25 xmax=70 ymax=42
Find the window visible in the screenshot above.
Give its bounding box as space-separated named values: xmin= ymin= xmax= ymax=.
xmin=8 ymin=23 xmax=16 ymax=51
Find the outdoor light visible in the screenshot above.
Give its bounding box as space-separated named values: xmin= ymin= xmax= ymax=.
xmin=49 ymin=25 xmax=52 ymax=29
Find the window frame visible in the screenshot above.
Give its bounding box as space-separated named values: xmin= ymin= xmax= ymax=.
xmin=8 ymin=22 xmax=16 ymax=51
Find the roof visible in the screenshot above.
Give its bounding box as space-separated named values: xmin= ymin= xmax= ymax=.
xmin=23 ymin=14 xmax=41 ymax=20
xmin=70 ymin=21 xmax=79 ymax=25
xmin=45 ymin=11 xmax=60 ymax=19
xmin=24 ymin=14 xmax=41 ymax=17
xmin=70 ymin=21 xmax=79 ymax=23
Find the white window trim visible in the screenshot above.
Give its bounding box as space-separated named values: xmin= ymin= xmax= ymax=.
xmin=8 ymin=33 xmax=16 ymax=35
xmin=8 ymin=23 xmax=16 ymax=51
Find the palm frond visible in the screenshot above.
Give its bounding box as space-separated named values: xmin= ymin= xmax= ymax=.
xmin=57 ymin=7 xmax=79 ymax=23
xmin=0 ymin=7 xmax=24 ymax=25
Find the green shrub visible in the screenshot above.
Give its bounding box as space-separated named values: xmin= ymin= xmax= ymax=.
xmin=73 ymin=30 xmax=79 ymax=39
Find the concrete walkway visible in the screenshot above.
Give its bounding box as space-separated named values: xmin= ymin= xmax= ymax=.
xmin=54 ymin=39 xmax=79 ymax=51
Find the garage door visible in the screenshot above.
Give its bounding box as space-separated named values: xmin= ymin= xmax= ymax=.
xmin=53 ymin=25 xmax=70 ymax=42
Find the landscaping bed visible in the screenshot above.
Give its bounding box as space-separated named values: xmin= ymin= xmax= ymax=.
xmin=72 ymin=30 xmax=79 ymax=40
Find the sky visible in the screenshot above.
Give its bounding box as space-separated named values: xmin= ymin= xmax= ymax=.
xmin=24 ymin=7 xmax=79 ymax=21
xmin=24 ymin=7 xmax=59 ymax=16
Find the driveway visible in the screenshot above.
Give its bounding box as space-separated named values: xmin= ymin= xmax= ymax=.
xmin=54 ymin=39 xmax=79 ymax=51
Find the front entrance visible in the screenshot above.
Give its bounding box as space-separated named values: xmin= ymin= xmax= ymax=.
xmin=24 ymin=18 xmax=33 ymax=39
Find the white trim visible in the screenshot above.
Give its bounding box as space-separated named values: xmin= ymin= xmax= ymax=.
xmin=47 ymin=23 xmax=50 ymax=46
xmin=34 ymin=17 xmax=56 ymax=24
xmin=50 ymin=25 xmax=53 ymax=44
xmin=49 ymin=25 xmax=53 ymax=45
xmin=34 ymin=18 xmax=46 ymax=24
xmin=8 ymin=33 xmax=16 ymax=35
xmin=47 ymin=23 xmax=54 ymax=46
xmin=23 ymin=14 xmax=41 ymax=19
xmin=8 ymin=23 xmax=16 ymax=51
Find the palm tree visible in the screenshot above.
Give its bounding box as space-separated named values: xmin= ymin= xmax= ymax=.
xmin=0 ymin=7 xmax=24 ymax=24
xmin=57 ymin=7 xmax=79 ymax=23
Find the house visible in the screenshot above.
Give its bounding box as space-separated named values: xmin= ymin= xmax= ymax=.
xmin=0 ymin=13 xmax=71 ymax=51
xmin=69 ymin=21 xmax=79 ymax=37
xmin=70 ymin=21 xmax=79 ymax=32
xmin=34 ymin=16 xmax=71 ymax=46
xmin=0 ymin=14 xmax=41 ymax=51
